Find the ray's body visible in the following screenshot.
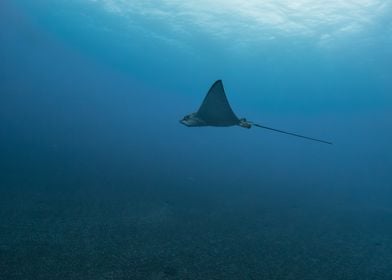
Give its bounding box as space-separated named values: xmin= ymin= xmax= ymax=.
xmin=180 ymin=80 xmax=251 ymax=128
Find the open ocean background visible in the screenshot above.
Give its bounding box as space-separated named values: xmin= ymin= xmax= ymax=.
xmin=1 ymin=1 xmax=392 ymax=279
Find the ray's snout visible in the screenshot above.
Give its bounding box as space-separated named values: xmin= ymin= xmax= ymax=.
xmin=179 ymin=118 xmax=188 ymax=126
xmin=180 ymin=113 xmax=203 ymax=127
xmin=180 ymin=114 xmax=191 ymax=126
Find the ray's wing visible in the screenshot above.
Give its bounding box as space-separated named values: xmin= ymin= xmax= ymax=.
xmin=196 ymin=80 xmax=239 ymax=125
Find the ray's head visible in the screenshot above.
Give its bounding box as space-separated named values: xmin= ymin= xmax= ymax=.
xmin=180 ymin=113 xmax=203 ymax=127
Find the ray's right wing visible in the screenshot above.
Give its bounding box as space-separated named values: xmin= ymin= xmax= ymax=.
xmin=196 ymin=80 xmax=239 ymax=126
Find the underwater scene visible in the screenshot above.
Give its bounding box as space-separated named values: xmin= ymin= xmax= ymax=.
xmin=1 ymin=0 xmax=392 ymax=279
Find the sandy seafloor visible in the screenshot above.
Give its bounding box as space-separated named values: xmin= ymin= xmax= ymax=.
xmin=1 ymin=181 xmax=392 ymax=279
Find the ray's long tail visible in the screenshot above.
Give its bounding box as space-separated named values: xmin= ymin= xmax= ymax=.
xmin=250 ymin=122 xmax=332 ymax=145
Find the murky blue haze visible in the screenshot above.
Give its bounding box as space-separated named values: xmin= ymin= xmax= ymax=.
xmin=1 ymin=0 xmax=392 ymax=279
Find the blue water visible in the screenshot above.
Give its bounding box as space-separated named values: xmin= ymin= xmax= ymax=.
xmin=1 ymin=1 xmax=392 ymax=279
